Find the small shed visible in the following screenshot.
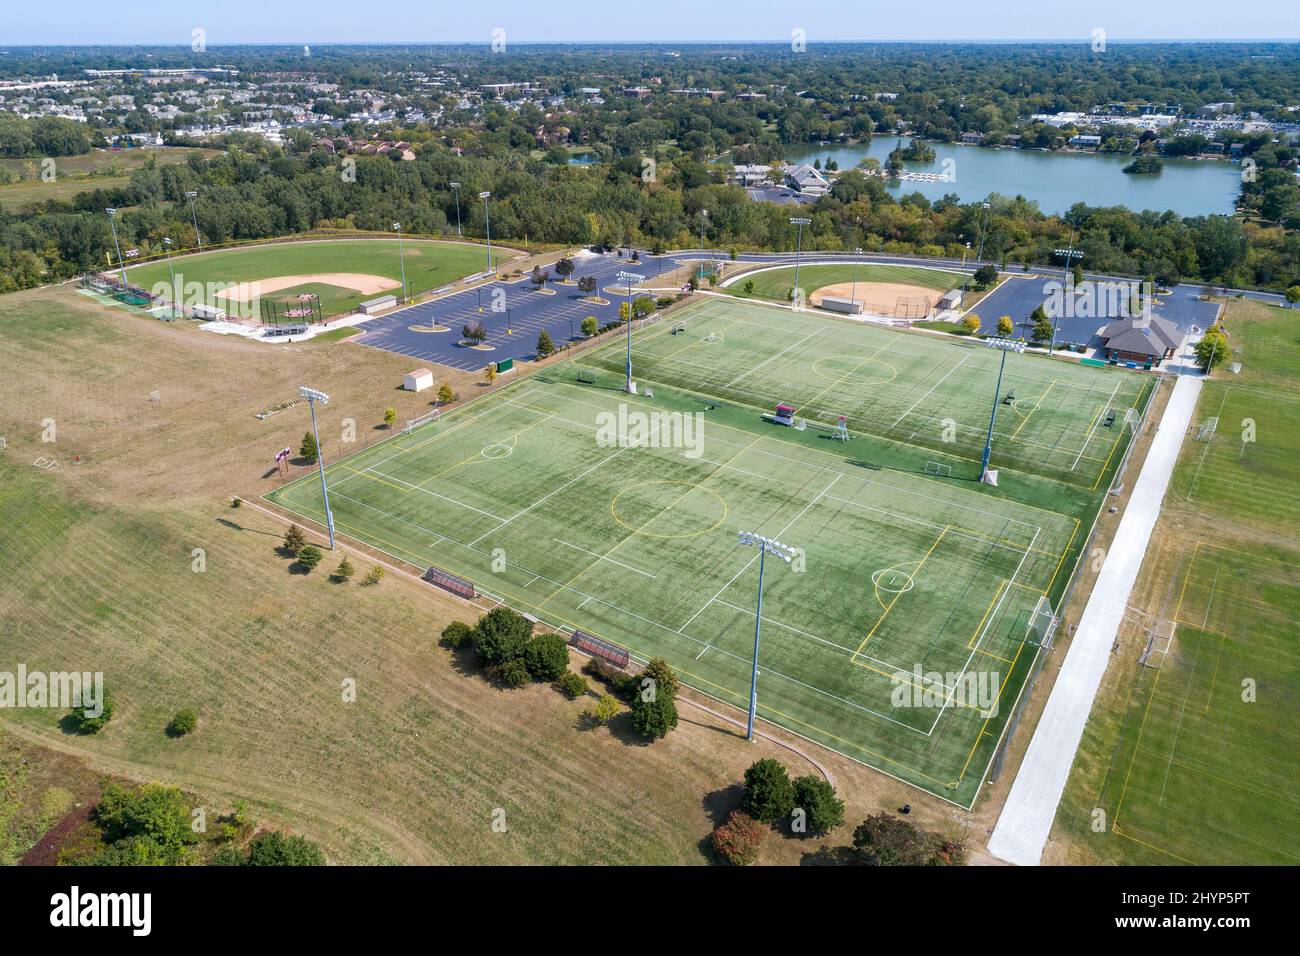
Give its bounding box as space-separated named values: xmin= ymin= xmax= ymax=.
xmin=191 ymin=303 xmax=227 ymax=321
xmin=938 ymin=289 xmax=963 ymax=311
xmin=403 ymin=368 xmax=434 ymax=392
xmin=359 ymin=294 xmax=398 ymax=314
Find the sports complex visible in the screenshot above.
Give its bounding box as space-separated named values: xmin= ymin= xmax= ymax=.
xmin=267 ymin=294 xmax=1152 ymax=806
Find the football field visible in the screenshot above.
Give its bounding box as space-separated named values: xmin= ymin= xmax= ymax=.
xmin=267 ymin=297 xmax=1148 ymax=805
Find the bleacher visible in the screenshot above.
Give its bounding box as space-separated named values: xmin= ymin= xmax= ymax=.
xmin=263 ymin=323 xmax=309 ymax=337
xmin=422 ymin=566 xmax=476 ymax=599
xmin=569 ymin=630 xmax=630 ymax=669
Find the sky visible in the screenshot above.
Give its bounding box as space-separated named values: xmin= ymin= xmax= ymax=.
xmin=3 ymin=1 xmax=1298 ymax=46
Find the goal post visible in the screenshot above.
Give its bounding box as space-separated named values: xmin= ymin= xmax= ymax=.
xmin=403 ymin=409 xmax=440 ymax=434
xmin=1025 ymin=595 xmax=1058 ymax=649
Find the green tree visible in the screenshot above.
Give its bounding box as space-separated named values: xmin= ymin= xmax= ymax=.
xmin=629 ymin=693 xmax=678 ymax=739
xmin=851 ymin=813 xmax=934 ymax=866
xmin=440 ymin=620 xmax=474 ymax=649
xmin=536 ymin=329 xmax=556 ymax=358
xmin=591 ymin=692 xmax=620 ymax=724
xmin=742 ymin=758 xmax=796 ymax=824
xmin=283 ymin=524 xmax=306 ymax=553
xmin=639 ymin=658 xmax=678 ymax=701
xmin=973 ymin=264 xmax=998 ymax=289
xmin=333 ymin=555 xmax=355 ymax=582
xmin=473 ymin=607 xmax=534 ymax=666
xmin=1285 ymin=285 xmax=1300 ymax=308
xmin=581 ymin=315 xmax=598 ymax=336
xmin=1030 ymin=305 xmax=1053 ymax=344
xmin=1194 ymin=325 xmax=1230 ymax=371
xmin=94 ymin=782 xmax=197 ymax=863
xmin=554 ymin=257 xmax=575 ymax=281
xmin=299 ymin=430 xmax=318 ymax=463
xmin=383 ymin=407 xmax=397 ymax=429
xmin=296 ymin=545 xmax=323 ymax=572
xmin=1071 ymin=262 xmax=1085 ymax=287
xmin=712 ymin=810 xmax=766 ymax=865
xmin=523 ymin=632 xmax=569 ymax=681
xmin=556 ymin=671 xmax=588 ymax=699
xmin=495 ymin=658 xmax=532 ymax=687
xmin=791 ymin=775 xmax=845 ymax=836
xmin=168 ymin=708 xmax=198 ymax=736
xmin=66 ymin=689 xmax=115 ymax=734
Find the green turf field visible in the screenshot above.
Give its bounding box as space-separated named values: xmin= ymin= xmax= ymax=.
xmin=125 ymin=238 xmax=507 ymax=318
xmin=578 ymin=297 xmax=1150 ymax=490
xmin=267 ymin=297 xmax=1150 ymax=806
xmin=726 ymin=263 xmax=964 ymax=305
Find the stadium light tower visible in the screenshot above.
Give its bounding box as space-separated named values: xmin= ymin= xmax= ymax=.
xmin=1048 ymin=231 xmax=1076 ymax=357
xmin=789 ymin=217 xmax=812 ymax=309
xmin=184 ymin=190 xmax=202 ymax=250
xmin=393 ymin=222 xmax=408 ymax=302
xmin=479 ymin=190 xmax=493 ymax=275
xmin=979 ymin=338 xmax=1026 ymax=484
xmin=617 ymin=269 xmax=641 ymax=393
xmin=298 ymin=386 xmax=336 ymax=550
xmin=697 ymin=208 xmax=709 ymax=282
xmin=448 ymin=182 xmax=463 ymax=237
xmin=104 ymin=208 xmax=129 ymax=288
xmin=850 ymin=246 xmax=863 ymax=309
xmin=162 ymin=237 xmax=177 ymax=310
xmin=737 ymin=532 xmax=798 ymax=741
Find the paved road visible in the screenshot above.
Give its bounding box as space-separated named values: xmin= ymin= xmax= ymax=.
xmin=986 ymin=358 xmax=1204 ymax=866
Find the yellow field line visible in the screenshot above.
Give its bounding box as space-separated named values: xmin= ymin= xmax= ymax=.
xmin=1089 ymin=381 xmax=1149 ymax=491
xmin=339 ymin=463 xmax=411 ymax=494
xmin=413 ymin=411 xmax=555 ymax=489
xmin=1010 ymin=380 xmax=1056 ymax=441
xmin=1041 ymin=516 xmax=1081 ymax=598
xmin=957 ymin=637 xmax=1026 ymax=781
xmin=968 ymin=579 xmax=1009 ymax=650
xmin=800 ymin=336 xmax=898 ymax=414
xmin=851 ymin=525 xmax=948 ymax=661
xmin=1110 ymin=823 xmax=1196 ymax=864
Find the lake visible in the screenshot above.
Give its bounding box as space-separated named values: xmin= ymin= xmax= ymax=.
xmin=785 ymin=140 xmax=1242 ymax=217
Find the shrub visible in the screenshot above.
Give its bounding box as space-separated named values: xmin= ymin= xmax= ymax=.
xmin=629 ymin=693 xmax=677 ymax=739
xmin=556 ymin=671 xmax=588 ymax=699
xmin=246 ymin=832 xmax=326 ymax=866
xmin=495 ymin=658 xmax=532 ymax=688
xmin=742 ymin=758 xmax=795 ymax=824
xmin=230 ymin=497 xmax=241 ymax=508
xmin=440 ymin=620 xmax=474 ymax=650
xmin=590 ymin=692 xmax=620 ymax=724
xmin=851 ymin=813 xmax=934 ymax=866
xmin=473 ymin=607 xmax=533 ymax=666
xmin=581 ymin=315 xmax=598 ymax=336
xmin=295 ymin=545 xmax=323 ymax=571
xmin=66 ymin=689 xmax=115 ymax=735
xmin=791 ymin=775 xmax=845 ymax=835
xmin=536 ymin=329 xmax=556 ymax=358
xmin=283 ymin=524 xmax=306 ymax=554
xmin=333 ymin=555 xmax=355 ymax=582
xmin=712 ymin=810 xmax=766 ymax=865
xmin=168 ymin=708 xmax=198 ymax=736
xmin=524 ymin=632 xmax=569 ymax=681
xmin=383 ymin=407 xmax=397 ymax=429
xmin=360 ymin=565 xmax=384 ymax=586
xmin=298 ymin=431 xmax=318 ymax=463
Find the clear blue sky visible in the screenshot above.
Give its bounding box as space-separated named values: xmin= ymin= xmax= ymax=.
xmin=4 ymin=1 xmax=1297 ymax=45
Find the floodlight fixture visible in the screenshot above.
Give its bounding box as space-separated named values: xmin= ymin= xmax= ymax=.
xmin=737 ymin=530 xmax=800 ymax=740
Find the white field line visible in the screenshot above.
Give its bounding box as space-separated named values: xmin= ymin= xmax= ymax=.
xmin=889 ymin=353 xmax=971 ymax=428
xmin=723 ymin=327 xmax=824 ymax=388
xmin=1070 ymin=378 xmax=1123 ymax=471
xmin=821 ymin=493 xmax=1039 ymax=556
xmin=685 ymin=473 xmax=842 ymax=648
xmin=927 ymin=527 xmax=1040 ymax=733
xmin=553 ymin=538 xmax=657 ymax=578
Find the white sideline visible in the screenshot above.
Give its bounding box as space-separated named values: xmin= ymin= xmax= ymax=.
xmin=987 ymin=369 xmax=1203 ymax=866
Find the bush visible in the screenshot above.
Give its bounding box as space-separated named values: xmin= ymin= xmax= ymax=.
xmin=495 ymin=658 xmax=532 ymax=688
xmin=168 ymin=708 xmax=198 ymax=736
xmin=473 ymin=607 xmax=533 ymax=666
xmin=590 ymin=692 xmax=620 ymax=724
xmin=332 ymin=556 xmax=355 ymax=582
xmin=629 ymin=693 xmax=677 ymax=739
xmin=283 ymin=524 xmax=306 ymax=553
xmin=556 ymin=671 xmax=588 ymax=699
xmin=66 ymin=690 xmax=115 ymax=735
xmin=524 ymin=632 xmax=570 ymax=681
xmin=360 ymin=565 xmax=384 ymax=586
xmin=742 ymin=758 xmax=795 ymax=824
xmin=712 ymin=810 xmax=766 ymax=866
xmin=440 ymin=620 xmax=474 ymax=650
xmin=791 ymin=775 xmax=845 ymax=835
xmin=851 ymin=813 xmax=934 ymax=866
xmin=536 ymin=329 xmax=556 ymax=358
xmin=295 ymin=545 xmax=323 ymax=571
xmin=246 ymin=832 xmax=326 ymax=866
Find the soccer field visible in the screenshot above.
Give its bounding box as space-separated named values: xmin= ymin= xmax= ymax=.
xmin=262 ymin=296 xmax=1154 ymax=805
xmin=578 ymin=298 xmax=1151 ymax=490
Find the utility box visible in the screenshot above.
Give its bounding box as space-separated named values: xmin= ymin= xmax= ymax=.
xmin=403 ymin=368 xmax=433 ymax=392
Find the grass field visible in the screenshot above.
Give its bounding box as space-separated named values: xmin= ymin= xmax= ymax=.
xmin=125 ymin=238 xmax=509 ymax=318
xmin=0 ymin=147 xmax=220 ymax=212
xmin=578 ymin=298 xmax=1150 ymax=490
xmin=267 ymin=296 xmax=1149 ymax=806
xmin=726 ymin=263 xmax=964 ymax=303
xmin=1053 ymin=299 xmax=1300 ymax=865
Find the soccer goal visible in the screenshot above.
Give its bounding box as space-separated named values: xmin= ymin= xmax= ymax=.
xmin=1024 ymin=595 xmax=1059 ymax=649
xmin=404 ymin=409 xmax=440 ymax=434
xmin=923 ymin=461 xmax=952 ymax=477
xmin=1194 ymin=416 xmax=1219 ymax=442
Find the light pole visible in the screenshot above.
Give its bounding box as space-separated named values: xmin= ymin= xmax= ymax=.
xmin=1049 ymin=232 xmax=1076 ymax=357
xmin=973 ymin=201 xmax=992 ymax=268
xmin=184 ymin=190 xmax=202 ymax=250
xmin=162 ymin=237 xmax=177 ymax=312
xmin=104 ymin=208 xmax=129 ymax=288
xmin=850 ymin=246 xmax=863 ymax=310
xmin=698 ymin=209 xmax=708 ymax=282
xmin=479 ymin=190 xmax=493 ymax=275
xmin=393 ymin=222 xmax=408 ymax=302
xmin=617 ymin=270 xmax=641 ymax=393
xmin=790 ymin=217 xmax=811 ymax=309
xmin=737 ymin=531 xmax=798 ymax=741
xmin=299 ymin=386 xmax=336 ymax=550
xmin=979 ymin=338 xmax=1026 ymax=484
xmin=449 ymin=182 xmax=463 ymax=238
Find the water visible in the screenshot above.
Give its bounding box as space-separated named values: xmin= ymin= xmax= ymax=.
xmin=785 ymin=140 xmax=1241 ymax=217
xmin=568 ymin=151 xmax=599 ymax=166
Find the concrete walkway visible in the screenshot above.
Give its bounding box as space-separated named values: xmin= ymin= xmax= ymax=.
xmin=987 ymin=366 xmax=1204 ymax=866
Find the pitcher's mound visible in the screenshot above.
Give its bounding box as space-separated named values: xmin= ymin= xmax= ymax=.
xmin=810 ymin=282 xmax=940 ymax=319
